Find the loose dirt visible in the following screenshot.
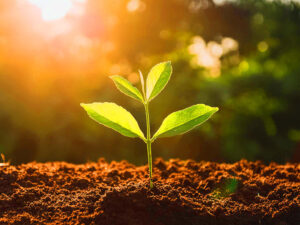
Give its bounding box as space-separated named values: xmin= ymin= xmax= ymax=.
xmin=0 ymin=159 xmax=299 ymax=225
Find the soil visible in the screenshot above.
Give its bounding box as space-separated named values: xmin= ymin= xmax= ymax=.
xmin=0 ymin=159 xmax=299 ymax=225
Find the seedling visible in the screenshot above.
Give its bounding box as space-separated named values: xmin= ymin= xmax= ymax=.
xmin=81 ymin=61 xmax=218 ymax=188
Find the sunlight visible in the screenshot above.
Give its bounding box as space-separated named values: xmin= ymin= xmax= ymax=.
xmin=28 ymin=0 xmax=73 ymax=21
xmin=127 ymin=0 xmax=146 ymax=12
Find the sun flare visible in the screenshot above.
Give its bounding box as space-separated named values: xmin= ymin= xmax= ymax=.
xmin=28 ymin=0 xmax=73 ymax=21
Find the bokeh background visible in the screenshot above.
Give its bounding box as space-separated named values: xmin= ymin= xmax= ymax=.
xmin=0 ymin=0 xmax=299 ymax=165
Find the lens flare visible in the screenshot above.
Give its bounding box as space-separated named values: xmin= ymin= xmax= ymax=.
xmin=28 ymin=0 xmax=72 ymax=21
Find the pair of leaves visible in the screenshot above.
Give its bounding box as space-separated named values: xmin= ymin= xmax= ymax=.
xmin=81 ymin=103 xmax=218 ymax=142
xmin=81 ymin=61 xmax=218 ymax=141
xmin=110 ymin=61 xmax=172 ymax=103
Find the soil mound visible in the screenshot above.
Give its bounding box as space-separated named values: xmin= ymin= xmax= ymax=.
xmin=0 ymin=159 xmax=299 ymax=225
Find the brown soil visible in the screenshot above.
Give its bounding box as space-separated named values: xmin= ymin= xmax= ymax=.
xmin=0 ymin=159 xmax=299 ymax=225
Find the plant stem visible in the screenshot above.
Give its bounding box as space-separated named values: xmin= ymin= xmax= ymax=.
xmin=144 ymin=102 xmax=153 ymax=188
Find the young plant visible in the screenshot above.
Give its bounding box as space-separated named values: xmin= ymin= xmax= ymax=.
xmin=81 ymin=61 xmax=218 ymax=188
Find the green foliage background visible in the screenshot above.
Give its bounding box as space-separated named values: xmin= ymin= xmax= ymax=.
xmin=0 ymin=0 xmax=299 ymax=164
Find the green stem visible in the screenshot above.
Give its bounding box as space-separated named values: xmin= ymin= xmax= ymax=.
xmin=144 ymin=102 xmax=153 ymax=188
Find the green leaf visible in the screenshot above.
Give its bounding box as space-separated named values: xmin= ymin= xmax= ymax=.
xmin=146 ymin=61 xmax=172 ymax=101
xmin=110 ymin=75 xmax=144 ymax=102
xmin=152 ymin=104 xmax=218 ymax=140
xmin=81 ymin=102 xmax=145 ymax=141
xmin=139 ymin=70 xmax=145 ymax=97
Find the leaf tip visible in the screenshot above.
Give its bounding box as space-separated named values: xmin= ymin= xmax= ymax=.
xmin=164 ymin=60 xmax=172 ymax=68
xmin=80 ymin=103 xmax=90 ymax=110
xmin=109 ymin=75 xmax=118 ymax=80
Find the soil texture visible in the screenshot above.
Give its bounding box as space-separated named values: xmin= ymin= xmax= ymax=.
xmin=0 ymin=158 xmax=299 ymax=225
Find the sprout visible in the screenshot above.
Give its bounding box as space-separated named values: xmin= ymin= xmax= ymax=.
xmin=81 ymin=61 xmax=218 ymax=188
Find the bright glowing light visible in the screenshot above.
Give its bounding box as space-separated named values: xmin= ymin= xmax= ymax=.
xmin=188 ymin=36 xmax=239 ymax=77
xmin=208 ymin=42 xmax=223 ymax=57
xmin=28 ymin=0 xmax=73 ymax=21
xmin=221 ymin=37 xmax=238 ymax=54
xmin=127 ymin=0 xmax=140 ymax=12
xmin=127 ymin=0 xmax=146 ymax=12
